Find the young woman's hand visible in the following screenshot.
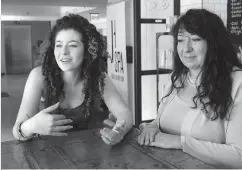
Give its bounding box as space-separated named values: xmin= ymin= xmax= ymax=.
xmin=29 ymin=102 xmax=73 ymax=136
xmin=137 ymin=123 xmax=159 ymax=145
xmin=100 ymin=119 xmax=126 ymax=145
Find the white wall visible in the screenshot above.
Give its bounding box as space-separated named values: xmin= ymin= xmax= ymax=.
xmin=107 ymin=0 xmax=129 ymax=107
xmin=125 ymin=0 xmax=135 ymax=124
xmin=79 ymin=7 xmax=106 ymax=20
xmin=107 ymin=0 xmax=135 ymax=124
xmin=1 ymin=5 xmax=60 ymax=17
xmin=181 ymin=0 xmax=227 ymax=25
xmin=180 ymin=0 xmax=202 ymax=12
xmin=2 ymin=0 xmax=108 ymax=7
xmin=92 ymin=22 xmax=107 ymax=36
xmin=202 ymin=0 xmax=227 ymax=25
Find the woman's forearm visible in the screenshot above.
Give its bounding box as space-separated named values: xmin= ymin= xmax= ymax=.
xmin=123 ymin=118 xmax=133 ymax=134
xmin=124 ymin=111 xmax=133 ymax=134
xmin=181 ymin=136 xmax=242 ymax=168
xmin=171 ymin=134 xmax=182 ymax=149
xmin=114 ymin=110 xmax=133 ymax=135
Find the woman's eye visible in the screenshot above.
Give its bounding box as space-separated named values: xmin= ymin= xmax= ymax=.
xmin=69 ymin=44 xmax=78 ymax=48
xmin=55 ymin=44 xmax=62 ymax=48
xmin=178 ymin=39 xmax=184 ymax=42
xmin=192 ymin=37 xmax=202 ymax=41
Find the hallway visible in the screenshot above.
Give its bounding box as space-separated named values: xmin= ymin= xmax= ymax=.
xmin=1 ymin=74 xmax=29 ymax=142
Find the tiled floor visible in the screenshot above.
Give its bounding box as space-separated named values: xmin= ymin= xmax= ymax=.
xmin=1 ymin=74 xmax=29 ymax=142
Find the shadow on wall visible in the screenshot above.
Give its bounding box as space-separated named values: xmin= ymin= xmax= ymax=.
xmin=1 ymin=92 xmax=10 ymax=98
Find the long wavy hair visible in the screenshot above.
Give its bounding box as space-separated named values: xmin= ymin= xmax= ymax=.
xmin=164 ymin=9 xmax=242 ymax=120
xmin=39 ymin=14 xmax=109 ymax=122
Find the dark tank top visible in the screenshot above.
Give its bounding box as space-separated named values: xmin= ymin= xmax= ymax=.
xmin=39 ymin=97 xmax=88 ymax=131
xmin=57 ymin=103 xmax=88 ymax=131
xmin=39 ymin=97 xmax=109 ymax=132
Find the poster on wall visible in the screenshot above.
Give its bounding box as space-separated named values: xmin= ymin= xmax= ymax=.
xmin=227 ymin=0 xmax=242 ymax=62
xmin=107 ymin=1 xmax=129 ymax=105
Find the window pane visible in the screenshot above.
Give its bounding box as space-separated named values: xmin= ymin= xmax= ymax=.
xmin=141 ymin=0 xmax=174 ymax=19
xmin=141 ymin=74 xmax=171 ymax=121
xmin=141 ymin=24 xmax=166 ymax=70
xmin=141 ymin=75 xmax=157 ymax=121
xmin=157 ymin=34 xmax=174 ymax=69
xmin=158 ymin=74 xmax=171 ymax=102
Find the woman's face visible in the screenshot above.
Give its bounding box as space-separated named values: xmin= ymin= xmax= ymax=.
xmin=177 ymin=29 xmax=207 ymax=72
xmin=54 ymin=29 xmax=85 ymax=72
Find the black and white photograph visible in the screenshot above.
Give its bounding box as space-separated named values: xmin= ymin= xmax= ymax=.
xmin=1 ymin=0 xmax=242 ymax=169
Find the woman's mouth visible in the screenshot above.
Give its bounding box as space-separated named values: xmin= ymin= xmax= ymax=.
xmin=183 ymin=55 xmax=196 ymax=60
xmin=60 ymin=58 xmax=72 ymax=63
xmin=184 ymin=55 xmax=195 ymax=58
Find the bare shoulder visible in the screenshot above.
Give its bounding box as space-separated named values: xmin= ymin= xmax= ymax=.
xmin=231 ymin=67 xmax=242 ymax=84
xmin=231 ymin=67 xmax=242 ymax=102
xmin=27 ymin=66 xmax=44 ymax=89
xmin=231 ymin=66 xmax=242 ymax=75
xmin=30 ymin=66 xmax=43 ymax=76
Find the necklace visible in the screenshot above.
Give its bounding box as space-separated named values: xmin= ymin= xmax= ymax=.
xmin=187 ymin=75 xmax=200 ymax=87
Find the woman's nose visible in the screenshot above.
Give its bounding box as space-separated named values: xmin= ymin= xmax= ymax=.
xmin=184 ymin=40 xmax=193 ymax=52
xmin=60 ymin=46 xmax=69 ymax=55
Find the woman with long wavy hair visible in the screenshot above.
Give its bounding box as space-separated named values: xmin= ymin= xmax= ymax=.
xmin=13 ymin=14 xmax=133 ymax=146
xmin=137 ymin=9 xmax=242 ymax=168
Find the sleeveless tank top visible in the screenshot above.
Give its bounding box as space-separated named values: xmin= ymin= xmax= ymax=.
xmin=57 ymin=103 xmax=88 ymax=131
xmin=39 ymin=97 xmax=109 ymax=132
xmin=39 ymin=96 xmax=88 ymax=131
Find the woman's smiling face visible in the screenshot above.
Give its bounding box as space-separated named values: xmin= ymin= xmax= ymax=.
xmin=177 ymin=29 xmax=208 ymax=72
xmin=54 ymin=29 xmax=85 ymax=72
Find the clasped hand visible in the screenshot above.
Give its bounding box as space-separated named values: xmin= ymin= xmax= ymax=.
xmin=137 ymin=123 xmax=181 ymax=149
xmin=31 ymin=102 xmax=73 ymax=136
xmin=100 ymin=119 xmax=126 ymax=145
xmin=137 ymin=123 xmax=159 ymax=145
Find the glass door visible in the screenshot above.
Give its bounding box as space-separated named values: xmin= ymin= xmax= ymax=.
xmin=133 ymin=0 xmax=180 ymax=126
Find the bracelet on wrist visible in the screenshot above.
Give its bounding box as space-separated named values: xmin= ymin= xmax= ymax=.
xmin=17 ymin=121 xmax=35 ymax=140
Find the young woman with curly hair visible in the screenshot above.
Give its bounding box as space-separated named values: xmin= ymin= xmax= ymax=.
xmin=13 ymin=14 xmax=133 ymax=146
xmin=137 ymin=9 xmax=242 ymax=168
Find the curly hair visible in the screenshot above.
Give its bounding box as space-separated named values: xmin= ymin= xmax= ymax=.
xmin=39 ymin=14 xmax=109 ymax=122
xmin=163 ymin=9 xmax=242 ymax=120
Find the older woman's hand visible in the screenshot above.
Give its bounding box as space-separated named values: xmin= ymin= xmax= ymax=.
xmin=100 ymin=120 xmax=126 ymax=145
xmin=137 ymin=123 xmax=159 ymax=145
xmin=148 ymin=132 xmax=182 ymax=149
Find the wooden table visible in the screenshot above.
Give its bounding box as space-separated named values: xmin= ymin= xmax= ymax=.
xmin=1 ymin=127 xmax=215 ymax=169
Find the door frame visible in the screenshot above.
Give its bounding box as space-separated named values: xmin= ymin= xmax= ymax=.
xmin=3 ymin=24 xmax=32 ymax=74
xmin=133 ymin=0 xmax=180 ymax=126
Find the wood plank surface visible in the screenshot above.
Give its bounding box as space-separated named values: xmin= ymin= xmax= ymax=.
xmin=1 ymin=128 xmax=214 ymax=169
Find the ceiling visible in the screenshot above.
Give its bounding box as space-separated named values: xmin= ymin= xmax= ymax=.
xmin=1 ymin=0 xmax=108 ymax=7
xmin=1 ymin=0 xmax=108 ymax=21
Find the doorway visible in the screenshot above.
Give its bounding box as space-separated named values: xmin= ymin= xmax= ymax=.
xmin=133 ymin=0 xmax=180 ymax=126
xmin=4 ymin=25 xmax=32 ymax=74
